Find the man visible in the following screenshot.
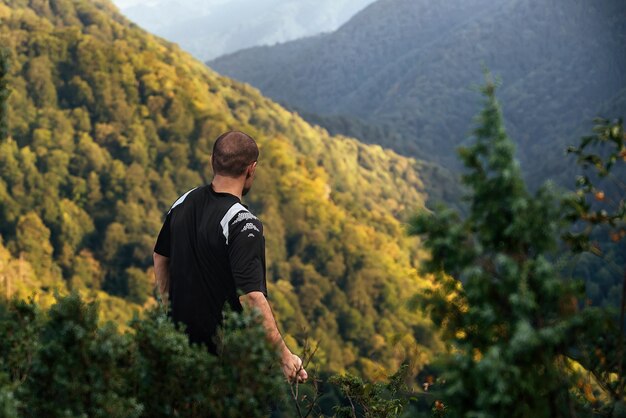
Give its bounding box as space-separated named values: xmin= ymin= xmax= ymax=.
xmin=153 ymin=131 xmax=307 ymax=383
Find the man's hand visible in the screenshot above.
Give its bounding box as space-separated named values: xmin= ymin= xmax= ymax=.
xmin=281 ymin=351 xmax=308 ymax=383
xmin=239 ymin=291 xmax=308 ymax=383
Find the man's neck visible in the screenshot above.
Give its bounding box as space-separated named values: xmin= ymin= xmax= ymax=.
xmin=211 ymin=175 xmax=244 ymax=200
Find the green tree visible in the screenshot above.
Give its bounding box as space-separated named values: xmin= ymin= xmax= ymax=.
xmin=0 ymin=298 xmax=41 ymax=386
xmin=0 ymin=48 xmax=9 ymax=141
xmin=130 ymin=304 xmax=287 ymax=417
xmin=330 ymin=364 xmax=409 ymax=418
xmin=563 ymin=118 xmax=626 ymax=414
xmin=15 ymin=212 xmax=55 ymax=283
xmin=0 ymin=296 xmax=38 ymax=418
xmin=20 ymin=293 xmax=141 ymax=418
xmin=410 ymin=78 xmax=589 ymax=417
xmin=0 ymin=293 xmax=286 ymax=418
xmin=125 ymin=267 xmax=151 ymax=304
xmin=25 ymin=56 xmax=57 ymax=108
xmin=69 ymin=249 xmax=103 ymax=290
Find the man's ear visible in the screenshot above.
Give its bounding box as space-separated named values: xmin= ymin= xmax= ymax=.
xmin=245 ymin=162 xmax=255 ymax=179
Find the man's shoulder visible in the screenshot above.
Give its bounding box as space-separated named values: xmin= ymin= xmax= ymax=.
xmin=230 ymin=209 xmax=260 ymax=226
xmin=220 ymin=203 xmax=262 ymax=244
xmin=233 ymin=217 xmax=263 ymax=236
xmin=168 ymin=186 xmax=201 ymax=214
xmin=174 ymin=186 xmax=240 ymax=213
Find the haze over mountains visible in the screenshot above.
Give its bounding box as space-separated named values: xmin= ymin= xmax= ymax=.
xmin=113 ymin=0 xmax=376 ymax=60
xmin=210 ymin=0 xmax=626 ymax=185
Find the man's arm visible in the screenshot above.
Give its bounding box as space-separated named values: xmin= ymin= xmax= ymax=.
xmin=153 ymin=252 xmax=170 ymax=305
xmin=239 ymin=291 xmax=308 ymax=383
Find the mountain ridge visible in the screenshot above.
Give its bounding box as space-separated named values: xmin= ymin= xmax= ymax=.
xmin=210 ymin=0 xmax=626 ymax=182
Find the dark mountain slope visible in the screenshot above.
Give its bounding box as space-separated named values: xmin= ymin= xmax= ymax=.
xmin=210 ymin=0 xmax=626 ymax=180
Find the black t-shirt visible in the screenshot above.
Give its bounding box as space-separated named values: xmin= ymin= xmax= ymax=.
xmin=154 ymin=184 xmax=267 ymax=352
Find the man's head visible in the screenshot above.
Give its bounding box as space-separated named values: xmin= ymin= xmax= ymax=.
xmin=212 ymin=131 xmax=259 ymax=195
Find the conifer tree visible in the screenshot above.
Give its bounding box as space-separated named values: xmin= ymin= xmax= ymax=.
xmin=410 ymin=78 xmax=589 ymax=417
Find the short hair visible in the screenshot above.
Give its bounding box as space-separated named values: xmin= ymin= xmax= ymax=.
xmin=211 ymin=131 xmax=259 ymax=177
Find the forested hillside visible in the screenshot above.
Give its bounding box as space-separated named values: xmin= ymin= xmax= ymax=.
xmin=0 ymin=0 xmax=444 ymax=377
xmin=210 ymin=0 xmax=626 ymax=184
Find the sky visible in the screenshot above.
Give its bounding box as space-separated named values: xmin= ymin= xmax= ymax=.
xmin=110 ymin=0 xmax=377 ymax=60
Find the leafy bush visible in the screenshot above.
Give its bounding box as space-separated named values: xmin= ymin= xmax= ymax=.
xmin=0 ymin=293 xmax=285 ymax=418
xmin=330 ymin=364 xmax=409 ymax=418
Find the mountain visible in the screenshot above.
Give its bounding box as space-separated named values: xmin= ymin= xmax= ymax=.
xmin=114 ymin=0 xmax=377 ymax=60
xmin=0 ymin=0 xmax=441 ymax=377
xmin=209 ymin=0 xmax=626 ymax=184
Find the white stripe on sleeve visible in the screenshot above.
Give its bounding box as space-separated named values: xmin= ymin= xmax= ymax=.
xmin=220 ymin=203 xmax=249 ymax=244
xmin=168 ymin=187 xmax=198 ymax=214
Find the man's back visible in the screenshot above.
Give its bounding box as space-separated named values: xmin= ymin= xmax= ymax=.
xmin=153 ymin=130 xmax=306 ymax=382
xmin=154 ymin=184 xmax=267 ymax=352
